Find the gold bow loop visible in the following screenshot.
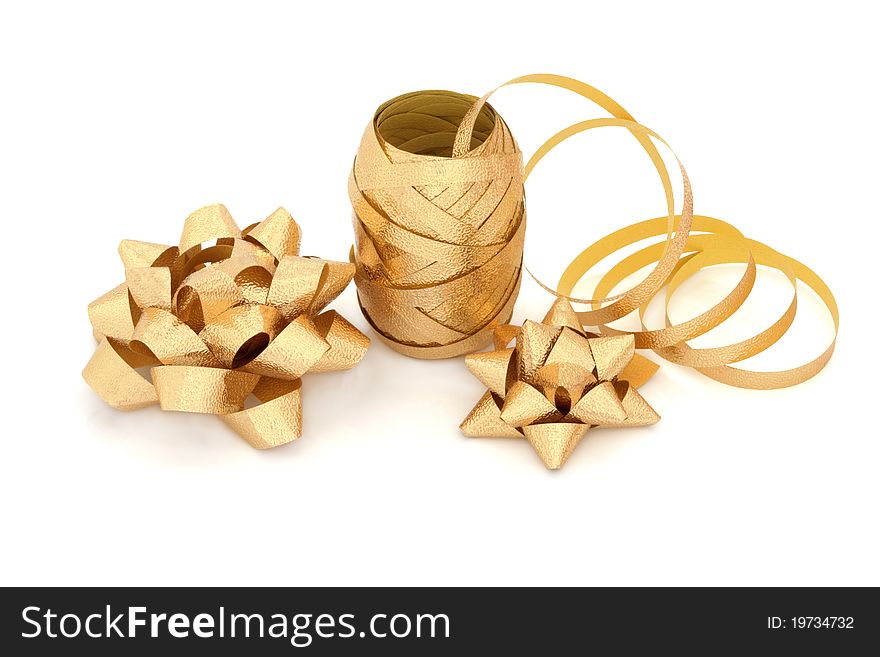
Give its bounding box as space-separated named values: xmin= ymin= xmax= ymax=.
xmin=461 ymin=298 xmax=660 ymax=469
xmin=83 ymin=204 xmax=370 ymax=448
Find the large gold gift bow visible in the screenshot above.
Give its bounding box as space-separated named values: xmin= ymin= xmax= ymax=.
xmin=83 ymin=204 xmax=370 ymax=448
xmin=450 ymin=74 xmax=838 ymax=388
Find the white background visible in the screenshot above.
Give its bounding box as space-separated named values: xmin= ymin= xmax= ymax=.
xmin=1 ymin=1 xmax=877 ymax=586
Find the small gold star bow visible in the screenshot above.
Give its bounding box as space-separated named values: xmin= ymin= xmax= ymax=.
xmin=461 ymin=298 xmax=660 ymax=469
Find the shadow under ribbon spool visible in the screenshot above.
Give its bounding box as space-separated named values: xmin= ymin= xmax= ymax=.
xmin=349 ymin=90 xmax=526 ymax=359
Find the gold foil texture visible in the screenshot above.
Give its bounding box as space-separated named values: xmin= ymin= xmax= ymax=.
xmin=461 ymin=298 xmax=660 ymax=469
xmin=83 ymin=204 xmax=370 ymax=449
xmin=357 ymin=75 xmax=837 ymax=389
xmin=349 ymin=90 xmax=525 ymax=359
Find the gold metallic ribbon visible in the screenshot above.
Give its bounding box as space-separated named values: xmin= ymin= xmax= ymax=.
xmin=461 ymin=298 xmax=660 ymax=469
xmin=83 ymin=204 xmax=370 ymax=448
xmin=350 ymin=90 xmax=525 ymax=358
xmin=356 ymin=74 xmax=838 ymax=389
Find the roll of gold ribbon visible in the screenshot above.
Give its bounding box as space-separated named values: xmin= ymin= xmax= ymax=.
xmin=351 ymin=75 xmax=838 ymax=389
xmin=349 ymin=90 xmax=525 ymax=358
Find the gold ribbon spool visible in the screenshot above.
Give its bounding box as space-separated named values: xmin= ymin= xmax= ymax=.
xmin=352 ymin=75 xmax=838 ymax=388
xmin=349 ymin=90 xmax=526 ymax=358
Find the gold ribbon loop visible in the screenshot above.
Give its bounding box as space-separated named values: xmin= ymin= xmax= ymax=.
xmin=153 ymin=366 xmax=260 ymax=414
xmin=242 ymin=207 xmax=302 ymax=262
xmin=82 ymin=338 xmax=159 ymax=410
xmin=221 ymin=378 xmax=303 ymax=449
xmin=179 ymin=203 xmax=240 ymax=254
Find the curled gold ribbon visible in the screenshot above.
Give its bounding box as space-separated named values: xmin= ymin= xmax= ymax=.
xmin=356 ymin=74 xmax=838 ymax=389
xmin=83 ymin=204 xmax=370 ymax=448
xmin=350 ymin=90 xmax=525 ymax=358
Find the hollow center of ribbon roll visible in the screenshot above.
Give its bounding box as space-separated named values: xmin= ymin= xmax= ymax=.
xmin=374 ymin=90 xmax=498 ymax=157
